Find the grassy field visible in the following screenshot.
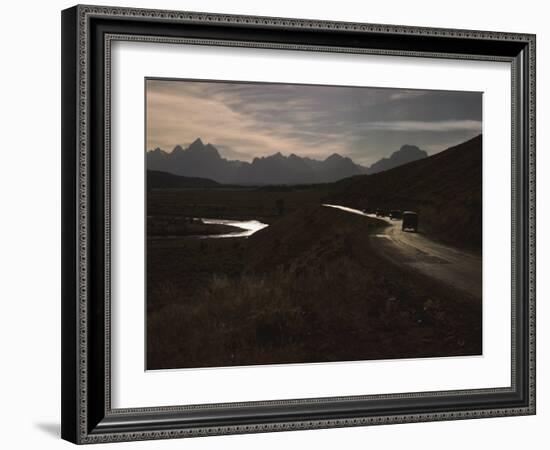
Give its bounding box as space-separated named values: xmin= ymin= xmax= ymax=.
xmin=147 ymin=196 xmax=481 ymax=369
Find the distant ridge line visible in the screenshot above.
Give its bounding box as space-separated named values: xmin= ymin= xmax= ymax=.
xmin=147 ymin=138 xmax=430 ymax=185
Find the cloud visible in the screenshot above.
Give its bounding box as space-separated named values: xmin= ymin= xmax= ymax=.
xmin=146 ymin=79 xmax=482 ymax=165
xmin=388 ymin=91 xmax=427 ymax=101
xmin=364 ymin=120 xmax=482 ymax=132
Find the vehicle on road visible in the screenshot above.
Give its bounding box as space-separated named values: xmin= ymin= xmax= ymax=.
xmin=402 ymin=211 xmax=418 ymax=232
xmin=389 ymin=210 xmax=402 ymax=220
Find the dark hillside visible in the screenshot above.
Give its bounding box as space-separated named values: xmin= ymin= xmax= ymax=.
xmin=245 ymin=205 xmax=385 ymax=274
xmin=147 ymin=170 xmax=220 ymax=189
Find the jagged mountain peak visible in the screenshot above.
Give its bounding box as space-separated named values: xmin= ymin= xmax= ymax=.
xmin=169 ymin=138 xmax=222 ymax=160
xmin=189 ymin=137 xmax=204 ymax=148
xmin=203 ymin=143 xmax=221 ymax=158
xmin=186 ymin=139 xmax=206 ymax=154
xmin=395 ymin=144 xmax=425 ymax=156
xmin=400 ymin=144 xmax=419 ymax=150
xmin=325 ymin=153 xmax=344 ymax=162
xmin=365 ymin=144 xmax=428 ymax=175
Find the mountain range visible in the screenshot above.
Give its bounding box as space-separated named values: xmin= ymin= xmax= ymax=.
xmin=146 ymin=138 xmax=428 ymax=185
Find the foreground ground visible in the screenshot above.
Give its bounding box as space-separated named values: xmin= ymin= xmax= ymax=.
xmin=147 ymin=191 xmax=482 ymax=370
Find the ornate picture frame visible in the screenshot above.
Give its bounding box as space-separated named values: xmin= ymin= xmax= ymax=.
xmin=61 ymin=5 xmax=535 ymax=444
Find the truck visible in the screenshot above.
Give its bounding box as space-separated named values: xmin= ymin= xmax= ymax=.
xmin=389 ymin=210 xmax=402 ymax=220
xmin=402 ymin=211 xmax=418 ymax=232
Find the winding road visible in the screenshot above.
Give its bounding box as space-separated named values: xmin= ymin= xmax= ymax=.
xmin=323 ymin=204 xmax=482 ymax=299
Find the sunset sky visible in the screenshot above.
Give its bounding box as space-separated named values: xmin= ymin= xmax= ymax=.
xmin=146 ymin=79 xmax=482 ymax=166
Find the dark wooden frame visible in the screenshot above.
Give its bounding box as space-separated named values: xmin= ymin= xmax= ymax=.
xmin=61 ymin=4 xmax=536 ymax=444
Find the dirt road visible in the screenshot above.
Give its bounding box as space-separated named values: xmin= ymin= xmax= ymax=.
xmin=323 ymin=204 xmax=482 ymax=299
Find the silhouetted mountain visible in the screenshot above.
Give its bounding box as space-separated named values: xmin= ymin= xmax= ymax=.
xmin=147 ymin=170 xmax=220 ymax=189
xmin=149 ymin=138 xmax=243 ymax=184
xmin=146 ymin=139 xmax=429 ymax=185
xmin=363 ymin=144 xmax=428 ymax=175
xmin=147 ymin=139 xmax=364 ymax=185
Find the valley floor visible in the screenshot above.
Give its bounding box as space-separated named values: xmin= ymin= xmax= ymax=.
xmin=147 ymin=189 xmax=482 ymax=370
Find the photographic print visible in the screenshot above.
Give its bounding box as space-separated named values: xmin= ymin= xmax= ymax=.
xmin=145 ymin=79 xmax=483 ymax=370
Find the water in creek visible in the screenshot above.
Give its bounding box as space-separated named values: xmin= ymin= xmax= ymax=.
xmin=200 ymin=218 xmax=269 ymax=238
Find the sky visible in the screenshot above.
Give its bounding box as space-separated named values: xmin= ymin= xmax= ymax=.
xmin=146 ymin=79 xmax=482 ymax=167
